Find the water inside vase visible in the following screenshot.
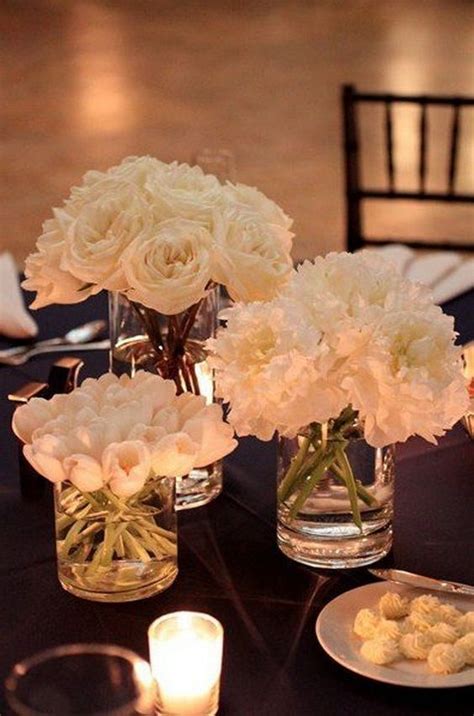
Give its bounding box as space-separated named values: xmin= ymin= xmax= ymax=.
xmin=55 ymin=482 xmax=178 ymax=602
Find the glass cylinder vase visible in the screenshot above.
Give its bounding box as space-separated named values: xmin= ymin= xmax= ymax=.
xmin=109 ymin=289 xmax=222 ymax=511
xmin=277 ymin=412 xmax=394 ymax=569
xmin=54 ymin=476 xmax=177 ymax=602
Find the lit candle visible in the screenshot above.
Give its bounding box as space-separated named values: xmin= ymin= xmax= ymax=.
xmin=148 ymin=611 xmax=224 ymax=716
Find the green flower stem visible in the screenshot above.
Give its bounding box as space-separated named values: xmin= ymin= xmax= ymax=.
xmin=100 ymin=488 xmax=125 ymax=511
xmin=131 ymin=523 xmax=177 ymax=558
xmin=116 ymin=534 xmax=125 ymax=559
xmin=144 ymin=522 xmax=178 ymax=543
xmin=279 ymin=446 xmax=324 ymax=503
xmin=122 ymin=531 xmax=152 ymax=563
xmin=277 ymin=436 xmax=312 ymax=502
xmin=329 ymin=462 xmax=377 ymax=508
xmin=61 ymin=519 xmax=87 ymax=555
xmin=336 ymin=448 xmax=362 ymax=531
xmin=288 ymin=448 xmax=337 ymax=519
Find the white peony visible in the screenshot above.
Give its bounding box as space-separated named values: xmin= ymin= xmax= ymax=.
xmin=207 ymin=252 xmax=469 ymax=445
xmin=13 ymin=371 xmax=236 ymax=496
xmin=122 ymin=217 xmax=214 ymax=314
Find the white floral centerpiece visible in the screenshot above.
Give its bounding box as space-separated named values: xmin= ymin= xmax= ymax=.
xmin=12 ymin=371 xmax=236 ymax=601
xmin=22 ymin=155 xmax=293 ymax=509
xmin=22 ymin=155 xmax=293 ymax=387
xmin=207 ymin=252 xmax=469 ymax=567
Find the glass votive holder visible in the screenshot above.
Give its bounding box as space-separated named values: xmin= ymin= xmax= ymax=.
xmin=5 ymin=644 xmax=156 ymax=716
xmin=148 ymin=612 xmax=224 ymax=716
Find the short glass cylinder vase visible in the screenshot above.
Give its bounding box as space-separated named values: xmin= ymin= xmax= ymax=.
xmin=109 ymin=290 xmax=222 ymax=511
xmin=54 ymin=477 xmax=177 ymax=602
xmin=277 ymin=411 xmax=394 ymax=569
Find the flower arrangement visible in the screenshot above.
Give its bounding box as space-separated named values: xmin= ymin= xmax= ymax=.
xmin=207 ymin=252 xmax=468 ymax=527
xmin=12 ymin=371 xmax=236 ymax=598
xmin=13 ymin=371 xmax=236 ymax=493
xmin=22 ymin=156 xmax=293 ymax=392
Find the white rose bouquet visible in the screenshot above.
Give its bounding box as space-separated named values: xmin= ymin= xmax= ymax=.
xmin=12 ymin=371 xmax=236 ymax=593
xmin=23 ymin=156 xmax=293 ymax=394
xmin=207 ymin=252 xmax=469 ymax=527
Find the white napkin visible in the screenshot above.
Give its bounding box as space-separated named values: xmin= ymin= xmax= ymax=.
xmin=366 ymin=244 xmax=474 ymax=304
xmin=0 ymin=252 xmax=38 ymax=339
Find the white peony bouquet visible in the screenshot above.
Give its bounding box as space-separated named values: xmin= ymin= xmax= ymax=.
xmin=12 ymin=371 xmax=236 ymax=495
xmin=207 ymin=252 xmax=469 ymax=526
xmin=23 ymin=155 xmax=293 ymax=312
xmin=207 ymin=251 xmax=468 ymax=447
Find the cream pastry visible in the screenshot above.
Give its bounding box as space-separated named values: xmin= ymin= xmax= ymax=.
xmin=360 ymin=638 xmax=400 ymax=665
xmin=427 ymin=643 xmax=465 ymax=674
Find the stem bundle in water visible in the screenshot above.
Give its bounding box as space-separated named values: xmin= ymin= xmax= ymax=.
xmin=128 ymin=289 xmax=214 ymax=396
xmin=277 ymin=409 xmax=378 ymax=530
xmin=56 ymin=481 xmax=177 ymax=590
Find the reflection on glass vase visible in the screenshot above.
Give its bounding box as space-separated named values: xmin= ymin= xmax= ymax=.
xmin=277 ymin=409 xmax=394 ymax=569
xmin=55 ymin=476 xmax=177 ymax=602
xmin=109 ymin=289 xmax=222 ymax=510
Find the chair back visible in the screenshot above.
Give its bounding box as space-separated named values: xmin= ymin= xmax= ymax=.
xmin=342 ymin=84 xmax=474 ymax=252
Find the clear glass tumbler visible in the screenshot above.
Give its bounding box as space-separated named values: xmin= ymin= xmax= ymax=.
xmin=5 ymin=644 xmax=156 ymax=715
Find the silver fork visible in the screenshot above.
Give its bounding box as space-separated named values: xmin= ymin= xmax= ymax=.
xmin=0 ymin=339 xmax=110 ymax=366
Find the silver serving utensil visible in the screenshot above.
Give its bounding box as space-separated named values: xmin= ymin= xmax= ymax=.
xmin=0 ymin=320 xmax=107 ymax=359
xmin=0 ymin=339 xmax=110 ymax=366
xmin=369 ymin=568 xmax=474 ymax=597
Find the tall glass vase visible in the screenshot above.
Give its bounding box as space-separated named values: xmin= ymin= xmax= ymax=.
xmin=109 ymin=289 xmax=222 ymax=510
xmin=55 ymin=476 xmax=177 ymax=602
xmin=277 ymin=411 xmax=394 ymax=569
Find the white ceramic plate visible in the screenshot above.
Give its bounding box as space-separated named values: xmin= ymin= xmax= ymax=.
xmin=316 ymin=581 xmax=474 ymax=688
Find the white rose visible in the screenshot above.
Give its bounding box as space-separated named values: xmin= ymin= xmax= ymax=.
xmin=223 ymin=181 xmax=294 ymax=232
xmin=146 ymin=162 xmax=222 ymax=226
xmin=102 ymin=440 xmax=151 ymax=497
xmin=61 ymin=185 xmax=152 ymax=291
xmin=211 ymin=208 xmax=293 ymax=303
xmin=150 ymin=432 xmax=199 ymax=477
xmin=22 ymin=216 xmax=97 ymax=309
xmin=64 ymin=454 xmax=105 ymax=492
xmin=72 ymin=156 xmax=168 ymax=197
xmin=122 ymin=217 xmax=214 ymax=314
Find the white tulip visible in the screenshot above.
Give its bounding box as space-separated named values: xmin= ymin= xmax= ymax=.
xmin=150 ymin=432 xmax=199 ymax=478
xmin=64 ymin=454 xmax=105 ymax=492
xmin=23 ymin=435 xmax=68 ymax=483
xmin=103 ymin=440 xmax=152 ymax=498
xmin=13 ymin=369 xmax=236 ymax=494
xmin=183 ymin=404 xmax=237 ymax=467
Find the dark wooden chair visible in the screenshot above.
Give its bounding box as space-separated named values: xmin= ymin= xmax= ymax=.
xmin=342 ymin=84 xmax=474 ymax=253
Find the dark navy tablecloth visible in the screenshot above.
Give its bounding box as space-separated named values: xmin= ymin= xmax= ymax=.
xmin=0 ymin=290 xmax=473 ymax=715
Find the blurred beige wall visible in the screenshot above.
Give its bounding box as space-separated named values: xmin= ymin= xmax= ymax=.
xmin=1 ymin=0 xmax=473 ymax=265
